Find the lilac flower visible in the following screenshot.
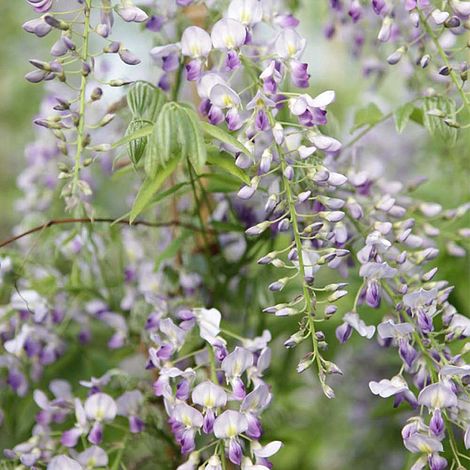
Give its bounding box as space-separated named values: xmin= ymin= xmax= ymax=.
xmin=191 ymin=381 xmax=227 ymax=433
xmin=23 ymin=17 xmax=52 ymax=37
xmin=150 ymin=44 xmax=180 ymax=72
xmin=26 ymin=0 xmax=53 ymax=13
xmin=369 ymin=375 xmax=418 ymax=408
xmin=227 ymin=0 xmax=263 ymax=26
xmin=418 ymin=382 xmax=458 ymax=410
xmin=61 ymin=399 xmax=89 ymax=447
xmin=116 ymin=1 xmax=148 ymax=23
xmin=240 ymin=384 xmax=271 ymax=438
xmin=77 ymin=446 xmax=108 ymax=468
xmin=84 ymin=393 xmax=117 ymax=445
xmin=221 ymin=347 xmax=253 ymax=399
xmin=211 ymin=19 xmax=246 ymax=50
xmin=116 ymin=390 xmax=145 ymax=433
xmin=48 ymin=455 xmax=82 ymax=470
xmin=181 ymin=26 xmax=212 ymax=81
xmin=274 ymin=29 xmax=306 ymax=60
xmin=289 ymin=91 xmax=335 ymax=126
xmin=192 ymin=308 xmax=222 ymax=345
xmin=359 ymin=261 xmax=397 ymax=308
xmin=171 ymin=403 xmax=204 ymax=454
xmin=251 ymin=440 xmax=283 ymax=468
xmin=336 ymin=312 xmax=375 ymax=343
xmin=214 ymin=410 xmax=249 ymax=465
xmin=378 ymin=320 xmax=414 ymax=340
xmin=404 ymin=432 xmax=443 ymax=454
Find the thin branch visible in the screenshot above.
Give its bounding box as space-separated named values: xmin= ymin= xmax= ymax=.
xmin=0 ymin=218 xmax=215 ymax=250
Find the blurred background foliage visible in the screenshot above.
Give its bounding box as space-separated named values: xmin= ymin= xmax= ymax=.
xmin=0 ymin=2 xmax=468 ymax=469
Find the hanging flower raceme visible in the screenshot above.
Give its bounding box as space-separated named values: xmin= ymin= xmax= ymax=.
xmin=147 ymin=304 xmax=279 ymax=467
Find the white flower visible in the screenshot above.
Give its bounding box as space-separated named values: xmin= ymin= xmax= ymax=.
xmin=193 ymin=308 xmax=222 ymax=344
xmin=214 ymin=410 xmax=248 ymax=438
xmin=227 ymin=0 xmax=263 ymax=26
xmin=48 ymin=455 xmax=82 ymax=470
xmin=181 ymin=26 xmax=212 ymax=58
xmin=343 ymin=312 xmax=375 ymax=339
xmin=84 ymin=393 xmax=117 ymax=422
xmin=274 ymin=29 xmax=306 ymax=59
xmin=211 ymin=18 xmax=246 ymax=50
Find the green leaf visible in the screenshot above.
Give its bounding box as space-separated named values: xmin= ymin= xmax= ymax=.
xmin=130 ymin=156 xmax=180 ymax=223
xmin=146 ymin=104 xmax=174 ymax=177
xmin=112 ymin=123 xmax=153 ymax=149
xmin=181 ymin=107 xmax=207 ymax=170
xmin=210 ymin=220 xmax=245 ymax=232
xmin=152 ymin=181 xmax=191 ymax=204
xmin=126 ymin=119 xmax=148 ymax=165
xmin=352 ymin=103 xmax=383 ymax=132
xmin=423 ymin=96 xmax=458 ymax=146
xmin=127 ymin=81 xmax=166 ymax=122
xmin=394 ymin=102 xmax=415 ymax=133
xmin=200 ymin=121 xmax=251 ymax=157
xmin=155 ymin=231 xmax=191 ymax=269
xmin=409 ymin=107 xmax=424 ymax=126
xmin=203 ymin=172 xmax=241 ymax=193
xmin=207 ymin=149 xmax=250 ymax=184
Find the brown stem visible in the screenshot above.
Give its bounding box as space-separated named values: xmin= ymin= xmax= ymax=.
xmin=0 ymin=217 xmax=214 ymax=250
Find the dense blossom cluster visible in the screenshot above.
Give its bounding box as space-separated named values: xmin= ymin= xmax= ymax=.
xmin=0 ymin=0 xmax=468 ymax=468
xmin=324 ymin=0 xmax=469 ymax=114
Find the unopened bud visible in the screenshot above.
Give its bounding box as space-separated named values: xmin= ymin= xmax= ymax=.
xmin=269 ymin=277 xmax=289 ymax=292
xmin=44 ymin=15 xmax=70 ymax=30
xmin=91 ymin=87 xmax=103 ymax=101
xmin=444 ymin=16 xmax=460 ymax=28
xmin=321 ymin=382 xmax=335 ymax=399
xmin=296 ymin=353 xmax=314 ymax=373
xmin=327 ymin=290 xmax=348 ymax=302
xmin=387 ymin=47 xmax=406 ymax=65
xmin=438 ymin=66 xmax=451 ymax=76
xmin=284 ymin=331 xmax=305 ymax=349
xmin=109 ymin=79 xmax=132 ymax=87
xmin=246 ymin=221 xmax=271 ymax=236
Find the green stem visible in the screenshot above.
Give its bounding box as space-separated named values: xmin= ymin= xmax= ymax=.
xmin=187 ymin=160 xmax=212 ymax=260
xmin=71 ymin=0 xmax=92 ymax=210
xmin=418 ymin=9 xmax=469 ymax=108
xmin=111 ymin=434 xmax=128 ymax=470
xmin=277 ymin=146 xmax=322 ymax=376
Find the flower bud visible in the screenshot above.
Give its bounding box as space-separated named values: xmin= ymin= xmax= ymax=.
xmin=269 ymin=277 xmax=289 ymax=292
xmin=296 ymin=353 xmax=314 ymax=373
xmin=387 ymin=47 xmax=406 ymax=65
xmin=44 ymin=15 xmax=70 ymax=31
xmin=284 ymin=331 xmax=306 ymax=348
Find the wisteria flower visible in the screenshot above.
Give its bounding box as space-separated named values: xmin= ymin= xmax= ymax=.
xmin=214 ymin=410 xmax=249 ymax=465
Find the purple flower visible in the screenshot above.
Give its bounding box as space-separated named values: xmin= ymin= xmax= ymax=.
xmin=116 ymin=390 xmax=144 ymax=433
xmin=213 ymin=410 xmax=248 ymax=465
xmin=26 ymin=0 xmax=53 ymax=13
xmin=116 ymin=1 xmax=148 ymax=23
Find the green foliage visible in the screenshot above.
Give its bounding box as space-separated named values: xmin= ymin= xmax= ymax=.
xmin=145 ymin=103 xmax=207 ymax=177
xmin=207 ymin=147 xmax=250 ymax=184
xmin=393 ymin=102 xmax=415 ymax=134
xmin=423 ymin=96 xmax=458 ymax=146
xmin=129 ymin=156 xmax=180 ymax=223
xmin=200 ymin=121 xmax=251 ymax=157
xmin=352 ymin=103 xmax=383 ymax=132
xmin=127 ymin=81 xmax=166 ymax=123
xmin=126 ymin=119 xmax=149 ymax=166
xmin=112 ymin=123 xmax=153 ymax=149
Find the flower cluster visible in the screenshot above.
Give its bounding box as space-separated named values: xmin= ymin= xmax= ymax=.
xmin=324 ymin=0 xmax=469 ymax=125
xmin=149 ymin=306 xmax=280 ymax=468
xmin=4 ymin=373 xmax=145 ymax=468
xmin=0 ymin=0 xmax=468 ymax=468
